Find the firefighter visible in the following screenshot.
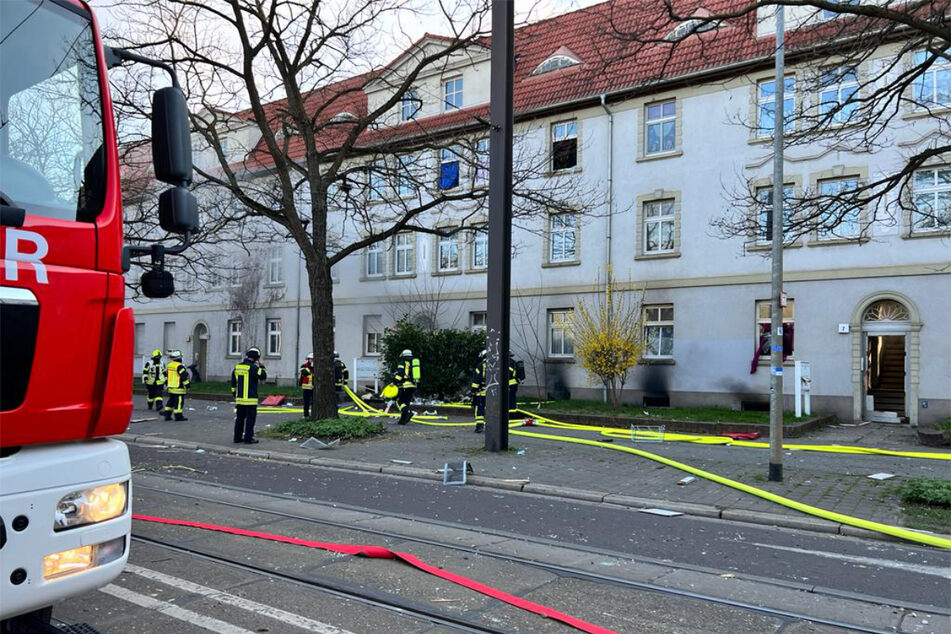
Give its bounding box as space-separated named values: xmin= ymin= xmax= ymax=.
xmin=142 ymin=349 xmax=166 ymax=411
xmin=334 ymin=351 xmax=349 ymax=403
xmin=471 ymin=350 xmax=487 ymax=433
xmin=509 ymin=352 xmax=525 ymax=420
xmin=232 ymin=347 xmax=267 ymax=444
xmin=163 ymin=350 xmax=190 ymax=421
xmin=393 ymin=349 xmax=420 ymax=425
xmin=299 ymin=353 xmax=314 ymax=418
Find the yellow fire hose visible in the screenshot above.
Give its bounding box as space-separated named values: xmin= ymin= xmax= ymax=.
xmin=260 ymin=391 xmax=949 ymax=548
xmin=516 ymin=412 xmax=951 ymax=460
xmin=510 ymin=410 xmax=951 ymax=549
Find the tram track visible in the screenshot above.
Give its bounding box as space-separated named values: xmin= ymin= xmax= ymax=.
xmin=132 ymin=476 xmax=933 ymax=634
xmin=130 ymin=532 xmax=506 ymax=633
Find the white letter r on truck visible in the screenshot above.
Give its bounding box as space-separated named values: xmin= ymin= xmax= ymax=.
xmin=3 ymin=229 xmax=49 ymax=284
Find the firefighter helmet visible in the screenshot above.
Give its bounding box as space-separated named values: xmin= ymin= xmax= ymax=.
xmin=168 ymin=350 xmax=182 ymax=360
xmin=246 ymin=347 xmax=261 ymax=359
xmin=151 ymin=349 xmax=162 ymax=358
xmin=401 ymin=349 xmax=412 ymax=357
xmin=306 ymin=353 xmax=314 ymax=360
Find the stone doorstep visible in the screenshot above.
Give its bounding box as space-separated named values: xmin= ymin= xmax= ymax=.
xmin=121 ymin=433 xmax=947 ymax=546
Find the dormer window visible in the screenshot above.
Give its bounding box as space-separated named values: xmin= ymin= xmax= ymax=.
xmin=400 ymin=90 xmax=420 ymax=121
xmin=532 ymin=54 xmax=579 ymax=75
xmin=330 ymin=111 xmax=358 ymax=123
xmin=665 ymin=18 xmax=718 ymax=41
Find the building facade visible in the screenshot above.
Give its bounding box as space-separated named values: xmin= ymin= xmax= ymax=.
xmin=130 ymin=3 xmax=951 ymax=426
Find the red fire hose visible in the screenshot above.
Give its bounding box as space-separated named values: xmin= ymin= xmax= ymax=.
xmin=133 ymin=514 xmax=619 ymax=634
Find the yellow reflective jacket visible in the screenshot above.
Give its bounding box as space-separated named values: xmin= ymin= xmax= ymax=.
xmin=166 ymin=361 xmax=190 ymax=394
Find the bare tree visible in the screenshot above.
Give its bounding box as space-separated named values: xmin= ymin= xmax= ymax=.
xmin=226 ymin=256 xmax=281 ymax=354
xmin=105 ymin=0 xmax=590 ymax=418
xmin=597 ymin=0 xmax=949 ymax=242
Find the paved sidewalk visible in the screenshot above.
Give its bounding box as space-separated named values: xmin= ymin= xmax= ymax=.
xmin=124 ymin=400 xmax=950 ymax=539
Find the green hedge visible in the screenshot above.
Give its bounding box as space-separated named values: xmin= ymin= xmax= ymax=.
xmin=260 ymin=418 xmax=384 ymax=441
xmin=380 ymin=318 xmax=485 ymax=400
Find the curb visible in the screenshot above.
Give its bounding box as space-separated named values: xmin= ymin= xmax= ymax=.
xmin=121 ymin=432 xmax=943 ymax=547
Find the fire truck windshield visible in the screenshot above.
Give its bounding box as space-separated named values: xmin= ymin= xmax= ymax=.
xmin=0 ymin=0 xmax=106 ymax=223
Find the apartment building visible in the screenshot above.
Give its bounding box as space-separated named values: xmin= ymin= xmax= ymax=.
xmin=131 ymin=2 xmax=950 ymax=426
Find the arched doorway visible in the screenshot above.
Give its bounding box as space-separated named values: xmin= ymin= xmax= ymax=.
xmin=850 ymin=294 xmax=921 ymax=426
xmin=192 ymin=322 xmax=209 ymax=382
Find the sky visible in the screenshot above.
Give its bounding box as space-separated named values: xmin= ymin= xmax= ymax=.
xmin=89 ymin=0 xmax=606 ymax=65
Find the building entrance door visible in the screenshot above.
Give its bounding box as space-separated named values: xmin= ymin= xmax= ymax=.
xmin=864 ymin=334 xmax=906 ymax=422
xmin=860 ymin=299 xmax=911 ymax=424
xmin=192 ymin=323 xmax=209 ymax=382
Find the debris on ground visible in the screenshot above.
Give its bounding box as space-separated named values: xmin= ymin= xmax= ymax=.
xmin=639 ymin=508 xmax=683 ymax=517
xmin=868 ymin=473 xmax=897 ymax=480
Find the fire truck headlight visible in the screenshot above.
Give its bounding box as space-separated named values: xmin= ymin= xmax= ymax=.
xmin=43 ymin=537 xmax=126 ymax=580
xmin=54 ymin=481 xmax=128 ymax=531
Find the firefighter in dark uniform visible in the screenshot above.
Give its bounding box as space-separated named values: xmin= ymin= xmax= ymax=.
xmin=508 ymin=352 xmax=525 ymax=420
xmin=142 ymin=348 xmax=166 ymax=411
xmin=471 ymin=350 xmax=487 ymax=433
xmin=393 ymin=349 xmax=420 ymax=425
xmin=163 ymin=350 xmax=190 ymax=421
xmin=334 ymin=351 xmax=349 ymax=403
xmin=299 ymin=353 xmax=314 ymax=418
xmin=232 ymin=347 xmax=267 ymax=444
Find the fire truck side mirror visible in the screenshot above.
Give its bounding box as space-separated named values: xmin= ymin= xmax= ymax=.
xmin=141 ymin=269 xmax=175 ymax=299
xmin=159 ymin=187 xmax=200 ymax=234
xmin=152 ymin=86 xmax=193 ymax=186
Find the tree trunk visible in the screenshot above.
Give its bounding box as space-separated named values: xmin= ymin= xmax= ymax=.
xmin=308 ymin=257 xmax=338 ymax=419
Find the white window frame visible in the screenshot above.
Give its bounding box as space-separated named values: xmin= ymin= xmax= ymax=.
xmin=400 ymin=89 xmax=420 ymax=121
xmin=643 ymin=305 xmax=674 ymax=359
xmin=134 ymin=323 xmax=146 ymax=356
xmin=437 ymin=232 xmax=460 ymax=272
xmin=365 ymin=241 xmax=384 ymax=277
xmin=397 ymin=153 xmax=416 ymax=198
xmin=469 ymin=311 xmax=487 ymax=332
xmin=817 ymin=176 xmax=861 ymax=239
xmin=548 ymin=309 xmax=574 ymax=358
xmin=911 ymin=166 xmax=951 ymax=232
xmin=228 ymin=319 xmax=243 ymax=357
xmin=645 ymin=100 xmax=677 ymax=155
xmin=470 ymin=226 xmax=488 ymax=270
xmin=819 ymin=66 xmax=859 ymax=124
xmin=913 ymin=49 xmax=951 ymax=109
xmin=267 ymin=245 xmax=283 ymax=284
xmin=550 ymin=119 xmax=578 ymax=171
xmin=754 ymin=185 xmax=794 ymax=244
xmin=549 ymin=213 xmax=577 ymax=263
xmin=757 ymin=76 xmax=796 ymax=137
xmin=643 ymin=199 xmax=675 ymax=253
xmin=756 ymin=299 xmax=795 ymax=358
xmin=393 ymin=233 xmax=415 ymax=275
xmin=368 ymin=160 xmax=384 ymax=201
xmin=365 ymin=332 xmax=381 ymax=356
xmin=443 ymin=76 xmax=463 ymax=110
xmin=474 ymin=138 xmax=490 ymax=185
xmin=266 ymin=318 xmax=282 ymax=357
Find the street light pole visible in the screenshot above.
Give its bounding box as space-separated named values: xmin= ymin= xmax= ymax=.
xmin=485 ymin=0 xmax=514 ymax=452
xmin=768 ymin=4 xmax=785 ymax=482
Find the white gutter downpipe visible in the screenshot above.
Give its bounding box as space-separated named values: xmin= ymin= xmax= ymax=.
xmin=600 ymin=94 xmax=614 ymax=405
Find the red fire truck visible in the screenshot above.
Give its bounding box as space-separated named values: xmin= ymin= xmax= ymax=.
xmin=1 ymin=0 xmax=196 ymax=629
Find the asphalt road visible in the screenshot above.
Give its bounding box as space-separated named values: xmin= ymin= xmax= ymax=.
xmin=124 ymin=444 xmax=951 ymax=610
xmin=47 ymin=443 xmax=951 ymax=634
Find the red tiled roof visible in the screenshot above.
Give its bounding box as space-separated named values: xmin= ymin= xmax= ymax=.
xmin=238 ymin=0 xmax=881 ymax=171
